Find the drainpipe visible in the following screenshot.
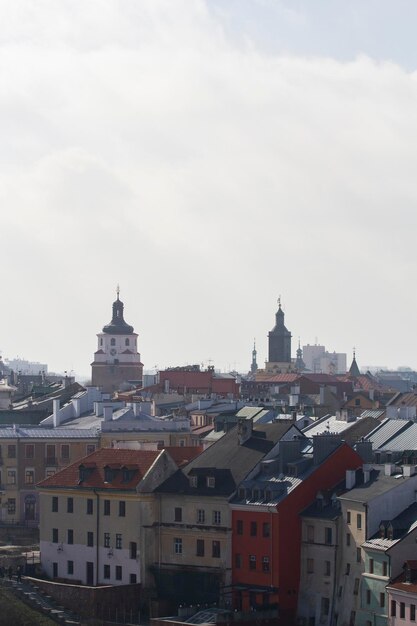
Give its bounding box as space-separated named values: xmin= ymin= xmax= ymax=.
xmin=94 ymin=489 xmax=99 ymax=587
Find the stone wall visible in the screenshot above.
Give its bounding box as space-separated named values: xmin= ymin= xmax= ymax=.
xmin=25 ymin=576 xmax=141 ymax=618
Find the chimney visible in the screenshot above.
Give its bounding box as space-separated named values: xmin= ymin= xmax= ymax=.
xmin=94 ymin=402 xmax=103 ymax=417
xmin=363 ymin=463 xmax=372 ymax=483
xmin=319 ymin=386 xmax=325 ymax=405
xmin=73 ymin=398 xmax=81 ymax=418
xmin=237 ymin=418 xmax=253 ymax=445
xmin=385 ymin=463 xmax=394 ymax=476
xmin=103 ymin=405 xmax=113 ymax=422
xmin=133 ymin=402 xmax=141 ymax=417
xmin=369 ymin=389 xmax=374 ymax=401
xmin=346 ymin=469 xmax=356 ymax=489
xmin=355 ymin=440 xmax=373 ymax=463
xmin=291 ymin=410 xmax=297 ymax=422
xmin=313 ymin=434 xmax=342 ymax=465
xmin=403 ymin=465 xmax=417 ymax=477
xmin=53 ymin=398 xmax=61 ymax=427
xmin=164 ymin=379 xmax=170 ymax=393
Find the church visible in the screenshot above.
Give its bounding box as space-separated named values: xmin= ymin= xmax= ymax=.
xmin=264 ymin=298 xmax=293 ymax=374
xmin=91 ymin=289 xmax=143 ymax=393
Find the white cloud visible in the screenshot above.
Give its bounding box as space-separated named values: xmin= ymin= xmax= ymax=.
xmin=0 ymin=0 xmax=416 ymax=375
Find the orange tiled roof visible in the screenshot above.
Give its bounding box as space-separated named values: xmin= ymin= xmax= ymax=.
xmin=165 ymin=446 xmax=203 ymax=467
xmin=37 ymin=448 xmax=161 ymax=490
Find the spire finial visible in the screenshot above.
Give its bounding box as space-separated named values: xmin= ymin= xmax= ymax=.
xmin=116 ymin=284 xmax=120 ymax=300
xmin=353 ymin=346 xmax=356 ymax=359
xmin=278 ymin=294 xmax=281 ymax=309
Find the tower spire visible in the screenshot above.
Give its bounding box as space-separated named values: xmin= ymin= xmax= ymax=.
xmin=116 ymin=284 xmax=120 ymax=300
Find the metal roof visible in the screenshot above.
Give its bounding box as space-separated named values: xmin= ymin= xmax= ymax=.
xmin=0 ymin=427 xmax=98 ymax=439
xmin=379 ymin=422 xmax=417 ymax=451
xmin=302 ymin=415 xmax=355 ymax=437
xmin=365 ymin=418 xmax=412 ymax=450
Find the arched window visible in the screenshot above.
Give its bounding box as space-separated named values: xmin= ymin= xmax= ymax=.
xmin=125 ymin=338 xmax=129 ymax=346
xmin=100 ymin=338 xmax=103 ymax=346
xmin=111 ymin=338 xmax=116 ymax=346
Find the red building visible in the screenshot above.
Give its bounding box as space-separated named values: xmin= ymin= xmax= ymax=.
xmin=231 ymin=436 xmax=363 ymax=625
xmin=158 ymin=365 xmax=240 ymax=398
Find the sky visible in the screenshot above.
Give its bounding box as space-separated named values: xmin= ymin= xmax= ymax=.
xmin=1 ymin=0 xmax=417 ymax=378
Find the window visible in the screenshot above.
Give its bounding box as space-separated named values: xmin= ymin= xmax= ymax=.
xmin=119 ymin=501 xmax=126 ymax=517
xmin=325 ymin=527 xmax=332 ymax=545
xmin=353 ymin=578 xmax=359 ymax=595
xmin=400 ymin=603 xmax=405 ymax=619
xmin=7 ymin=499 xmax=15 ymax=514
xmin=197 ymin=509 xmax=205 ymax=524
xmin=307 ymin=525 xmax=314 ymax=542
xmin=86 ymin=444 xmax=96 ymax=455
xmin=321 ymin=598 xmax=330 ymax=617
xmin=46 ymin=468 xmax=55 ymax=478
xmin=411 ymin=604 xmax=416 ymax=621
xmin=324 ymin=561 xmax=331 ymax=576
xmin=130 ymin=574 xmax=137 ymax=584
xmin=369 ymin=558 xmax=374 ymax=574
xmin=104 ymin=564 xmax=110 ymax=579
xmin=87 ymin=499 xmax=93 ymax=515
xmin=67 ymin=497 xmax=73 ymax=513
xmin=262 ymin=556 xmax=270 ymax=572
xmin=111 ymin=338 xmax=116 ymax=346
xmin=235 ymin=553 xmax=242 ymax=568
xmin=212 ymin=541 xmax=220 ymax=558
xmin=391 ymin=600 xmax=396 ymax=617
xmin=115 ymin=565 xmax=122 ymax=581
xmin=207 ymin=476 xmax=215 ymax=488
xmin=61 ymin=444 xmax=70 ymax=460
xmin=174 ymin=507 xmax=182 ymax=522
xmin=87 ymin=532 xmax=94 ymax=547
xmin=237 ymin=520 xmax=243 ymax=535
xmin=116 ymin=534 xmax=122 ymax=549
xmin=213 ymin=510 xmax=221 ymax=525
xmin=196 ymin=539 xmax=204 ymax=557
xmin=104 ymin=533 xmax=110 ymax=548
xmin=125 ymin=338 xmax=130 ymax=346
xmin=338 ymin=586 xmax=343 ymax=598
xmin=347 ymin=510 xmax=351 ymax=524
xmin=52 ymin=528 xmax=59 ymax=543
xmin=356 ymin=548 xmax=361 ymax=563
xmin=25 ymin=469 xmax=35 ymax=484
xmin=250 ymin=521 xmax=257 ymax=537
xmin=46 ymin=444 xmax=55 ymax=463
xmin=7 ymin=445 xmax=16 ymax=458
xmin=190 ymin=476 xmax=197 ymax=488
xmin=346 ymin=533 xmax=351 ymax=547
xmin=263 ymin=522 xmax=270 ymax=538
xmin=7 ymin=469 xmax=16 ymax=485
xmin=366 ymin=590 xmax=371 ymax=605
xmin=380 ymin=593 xmax=385 ymax=608
xmin=174 ymin=538 xmax=182 ymax=554
xmin=25 ymin=444 xmax=34 ymax=459
xmin=249 ymin=555 xmax=256 ymax=570
xmin=130 ymin=542 xmax=137 ymax=559
xmin=67 ymin=560 xmax=74 ymax=575
xmin=307 ymin=558 xmax=314 ymax=574
xmin=67 ymin=529 xmax=73 ymax=545
xmin=104 ymin=500 xmax=110 ymax=516
xmin=346 ymin=563 xmax=350 ymax=575
xmin=52 ymin=497 xmax=58 ymax=512
xmin=357 ymin=513 xmax=362 ymax=529
xmin=383 ymin=561 xmax=388 ymax=576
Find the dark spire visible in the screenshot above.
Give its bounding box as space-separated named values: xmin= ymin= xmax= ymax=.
xmin=251 ymin=339 xmax=258 ymax=374
xmin=295 ymin=337 xmax=305 ymax=372
xmin=102 ymin=288 xmax=134 ymax=335
xmin=268 ymin=296 xmax=292 ymax=363
xmin=349 ymin=348 xmax=360 ymax=377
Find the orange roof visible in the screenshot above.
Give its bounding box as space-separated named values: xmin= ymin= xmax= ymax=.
xmin=254 ymin=373 xmax=300 ymax=383
xmin=165 ymin=446 xmax=203 ymax=467
xmin=37 ymin=448 xmax=161 ymax=491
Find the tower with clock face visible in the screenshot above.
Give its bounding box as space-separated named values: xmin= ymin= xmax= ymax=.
xmin=91 ymin=289 xmax=143 ymax=393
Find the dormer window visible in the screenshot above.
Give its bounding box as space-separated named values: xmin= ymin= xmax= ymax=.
xmin=190 ymin=476 xmax=197 ymax=488
xmin=387 ymin=524 xmax=394 ymax=540
xmin=104 ymin=467 xmax=113 ymax=483
xmin=379 ymin=524 xmax=385 ymax=538
xmin=238 ymin=488 xmax=245 ymax=500
xmin=207 ymin=476 xmax=215 ymax=488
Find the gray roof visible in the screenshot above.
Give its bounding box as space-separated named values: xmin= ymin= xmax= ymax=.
xmin=339 ymin=469 xmax=416 ymax=503
xmin=365 ymin=418 xmax=412 ymax=450
xmin=0 ymin=427 xmax=98 ymax=439
xmin=360 ymin=409 xmax=386 ymax=419
xmin=379 ymin=422 xmax=417 ymax=451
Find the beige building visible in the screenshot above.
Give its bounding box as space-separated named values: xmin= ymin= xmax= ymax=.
xmin=0 ymin=426 xmax=98 ymax=525
xmin=37 ymin=448 xmax=181 ymax=592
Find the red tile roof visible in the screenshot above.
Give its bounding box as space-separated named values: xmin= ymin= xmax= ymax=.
xmin=164 ymin=446 xmax=203 ymax=467
xmin=37 ymin=448 xmax=161 ymax=491
xmin=254 ymin=373 xmax=300 ymax=383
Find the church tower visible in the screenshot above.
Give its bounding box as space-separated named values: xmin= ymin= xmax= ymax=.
xmin=265 ymin=298 xmax=292 ymax=373
xmin=91 ymin=288 xmax=143 ymax=393
xmin=250 ymin=340 xmax=258 ymax=374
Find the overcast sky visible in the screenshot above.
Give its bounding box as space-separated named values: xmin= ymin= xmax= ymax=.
xmin=1 ymin=0 xmax=417 ymax=378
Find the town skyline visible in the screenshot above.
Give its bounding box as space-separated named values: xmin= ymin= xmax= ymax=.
xmin=2 ymin=1 xmax=417 ymax=377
